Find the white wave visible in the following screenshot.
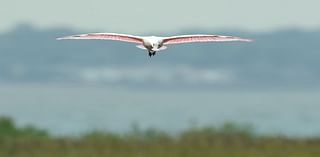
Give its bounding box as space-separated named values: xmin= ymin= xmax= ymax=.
xmin=78 ymin=65 xmax=234 ymax=85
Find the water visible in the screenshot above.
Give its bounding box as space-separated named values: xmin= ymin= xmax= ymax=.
xmin=0 ymin=84 xmax=319 ymax=137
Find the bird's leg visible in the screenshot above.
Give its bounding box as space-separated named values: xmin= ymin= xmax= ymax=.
xmin=148 ymin=50 xmax=156 ymax=57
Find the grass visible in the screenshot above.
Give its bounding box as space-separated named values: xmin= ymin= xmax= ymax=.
xmin=0 ymin=116 xmax=320 ymax=157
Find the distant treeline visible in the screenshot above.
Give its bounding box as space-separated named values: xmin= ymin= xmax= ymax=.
xmin=1 ymin=24 xmax=320 ymax=88
xmin=1 ymin=116 xmax=320 ymax=157
xmin=0 ymin=116 xmax=254 ymax=139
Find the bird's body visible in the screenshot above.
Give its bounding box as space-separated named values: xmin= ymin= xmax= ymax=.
xmin=57 ymin=33 xmax=252 ymax=57
xmin=140 ymin=36 xmax=164 ymax=56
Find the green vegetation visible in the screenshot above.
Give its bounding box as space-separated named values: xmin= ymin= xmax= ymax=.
xmin=0 ymin=116 xmax=320 ymax=157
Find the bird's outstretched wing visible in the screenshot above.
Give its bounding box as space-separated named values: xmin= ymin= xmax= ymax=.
xmin=163 ymin=34 xmax=252 ymax=45
xmin=57 ymin=33 xmax=143 ymax=43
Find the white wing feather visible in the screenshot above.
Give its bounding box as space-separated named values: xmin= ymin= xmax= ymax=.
xmin=57 ymin=33 xmax=143 ymax=43
xmin=163 ymin=34 xmax=252 ymax=45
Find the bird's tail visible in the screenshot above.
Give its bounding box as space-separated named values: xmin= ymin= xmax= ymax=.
xmin=159 ymin=46 xmax=167 ymax=51
xmin=136 ymin=45 xmax=147 ymax=50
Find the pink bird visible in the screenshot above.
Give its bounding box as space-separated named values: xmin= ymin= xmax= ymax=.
xmin=57 ymin=33 xmax=252 ymax=57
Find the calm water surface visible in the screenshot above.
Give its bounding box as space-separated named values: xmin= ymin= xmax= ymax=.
xmin=0 ymin=84 xmax=319 ymax=137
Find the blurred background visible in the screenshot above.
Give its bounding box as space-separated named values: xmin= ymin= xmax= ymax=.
xmin=0 ymin=0 xmax=320 ymax=156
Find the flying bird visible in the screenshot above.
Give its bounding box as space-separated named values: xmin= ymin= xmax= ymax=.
xmin=57 ymin=33 xmax=252 ymax=57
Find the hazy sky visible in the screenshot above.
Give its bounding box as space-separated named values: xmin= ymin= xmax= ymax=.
xmin=1 ymin=0 xmax=319 ymax=33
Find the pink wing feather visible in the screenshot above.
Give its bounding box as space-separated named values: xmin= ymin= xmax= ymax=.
xmin=57 ymin=33 xmax=143 ymax=43
xmin=163 ymin=34 xmax=252 ymax=45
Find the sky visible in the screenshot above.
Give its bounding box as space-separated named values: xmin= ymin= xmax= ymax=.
xmin=1 ymin=0 xmax=320 ymax=33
